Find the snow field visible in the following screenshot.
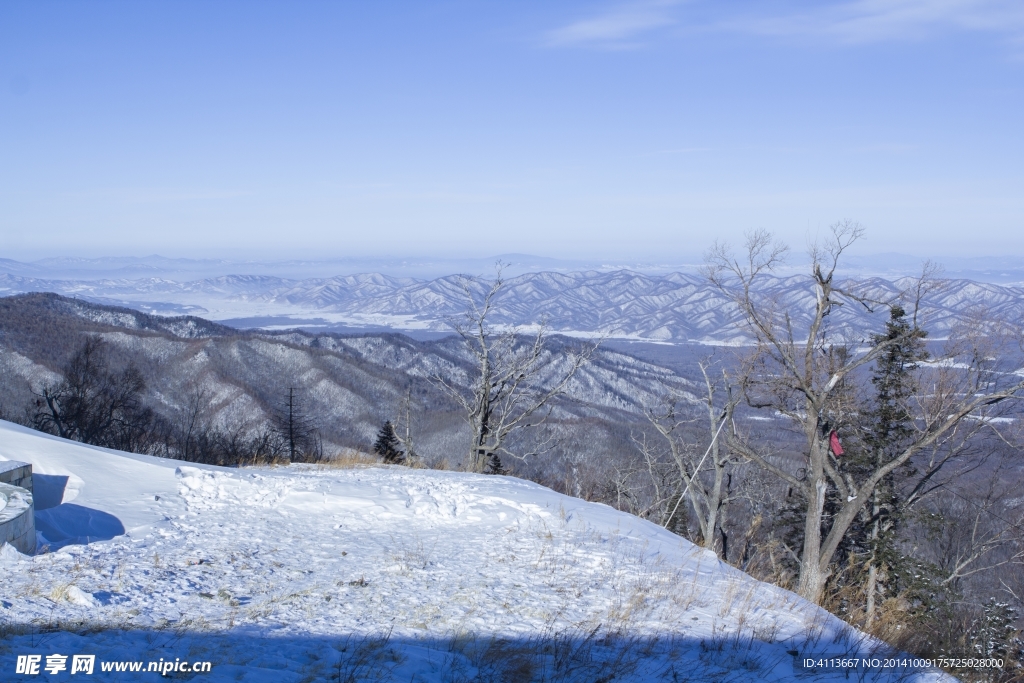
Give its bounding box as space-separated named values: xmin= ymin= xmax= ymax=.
xmin=0 ymin=421 xmax=953 ymax=681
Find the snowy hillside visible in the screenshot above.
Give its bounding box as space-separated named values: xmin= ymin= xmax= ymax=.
xmin=0 ymin=293 xmax=698 ymax=464
xmin=0 ymin=421 xmax=952 ymax=681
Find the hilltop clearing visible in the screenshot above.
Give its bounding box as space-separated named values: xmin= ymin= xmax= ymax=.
xmin=0 ymin=421 xmax=952 ymax=681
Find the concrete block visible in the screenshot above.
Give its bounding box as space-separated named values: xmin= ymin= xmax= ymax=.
xmin=0 ymin=481 xmax=35 ymax=555
xmin=0 ymin=461 xmax=32 ymax=493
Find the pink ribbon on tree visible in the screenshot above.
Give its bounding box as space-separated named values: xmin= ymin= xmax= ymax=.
xmin=829 ymin=430 xmax=844 ymax=456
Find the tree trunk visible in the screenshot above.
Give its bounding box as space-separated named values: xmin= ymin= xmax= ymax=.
xmin=865 ymin=489 xmax=881 ymax=627
xmin=797 ymin=468 xmax=829 ymax=603
xmin=865 ymin=564 xmax=878 ymax=627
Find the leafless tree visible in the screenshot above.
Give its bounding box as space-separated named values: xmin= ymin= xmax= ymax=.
xmin=911 ymin=476 xmax=1024 ymax=593
xmin=634 ymin=360 xmax=742 ymax=557
xmin=273 ymin=387 xmax=322 ymax=463
xmin=703 ymin=221 xmax=1024 ymax=604
xmin=173 ymin=382 xmax=212 ymax=461
xmin=435 ymin=266 xmax=598 ymax=473
xmin=33 ymin=336 xmax=155 ymax=451
xmin=393 ymin=387 xmax=419 ymax=461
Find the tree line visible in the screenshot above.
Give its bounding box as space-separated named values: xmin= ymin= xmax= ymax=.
xmin=366 ymin=236 xmax=1024 ymax=671
xmin=13 ymin=227 xmax=1024 ymax=674
xmin=605 ymin=223 xmax=1024 ymax=671
xmin=29 ymin=336 xmax=325 ymax=466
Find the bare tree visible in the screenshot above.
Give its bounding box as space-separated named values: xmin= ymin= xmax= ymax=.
xmin=393 ymin=387 xmax=419 ymax=461
xmin=913 ymin=476 xmax=1024 ymax=593
xmin=33 ymin=336 xmax=155 ymax=451
xmin=435 ymin=266 xmax=598 ymax=473
xmin=173 ymin=382 xmax=211 ymax=461
xmin=703 ymin=222 xmax=1024 ymax=604
xmin=635 ymin=360 xmax=741 ymax=557
xmin=273 ymin=387 xmax=322 ymax=463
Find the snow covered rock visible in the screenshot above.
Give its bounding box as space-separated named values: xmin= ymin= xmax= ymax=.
xmin=64 ymin=585 xmax=99 ymax=608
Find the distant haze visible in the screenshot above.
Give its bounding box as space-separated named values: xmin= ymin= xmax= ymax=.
xmin=3 ymin=253 xmax=1024 ymax=283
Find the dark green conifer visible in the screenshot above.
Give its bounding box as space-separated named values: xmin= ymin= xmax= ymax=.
xmin=484 ymin=453 xmax=506 ymax=475
xmin=373 ymin=420 xmax=405 ymax=464
xmin=856 ymin=304 xmax=929 ymax=623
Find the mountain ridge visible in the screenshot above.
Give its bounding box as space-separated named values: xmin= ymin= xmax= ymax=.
xmin=3 ymin=270 xmax=1022 ymax=343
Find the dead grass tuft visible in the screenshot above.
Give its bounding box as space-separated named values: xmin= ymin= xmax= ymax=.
xmin=317 ymin=449 xmax=380 ymax=469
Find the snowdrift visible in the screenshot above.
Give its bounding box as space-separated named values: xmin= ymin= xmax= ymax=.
xmin=0 ymin=420 xmax=952 ymax=681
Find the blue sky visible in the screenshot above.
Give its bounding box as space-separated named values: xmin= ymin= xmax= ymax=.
xmin=1 ymin=1 xmax=1022 ymax=261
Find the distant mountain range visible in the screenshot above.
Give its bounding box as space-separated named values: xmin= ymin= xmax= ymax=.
xmin=2 ymin=268 xmax=1023 ymax=343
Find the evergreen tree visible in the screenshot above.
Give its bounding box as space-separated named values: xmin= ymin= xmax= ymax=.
xmin=373 ymin=420 xmax=405 ymax=464
xmin=484 ymin=452 xmax=507 ymax=475
xmin=858 ymin=304 xmax=928 ymax=625
xmin=815 ymin=307 xmax=929 ymax=622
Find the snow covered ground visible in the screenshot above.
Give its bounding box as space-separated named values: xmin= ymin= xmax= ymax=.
xmin=0 ymin=420 xmax=953 ymax=681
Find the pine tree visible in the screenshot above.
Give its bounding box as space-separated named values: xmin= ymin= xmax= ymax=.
xmin=484 ymin=452 xmax=507 ymax=475
xmin=859 ymin=304 xmax=928 ymax=626
xmin=815 ymin=307 xmax=929 ymax=622
xmin=373 ymin=421 xmax=405 ymax=465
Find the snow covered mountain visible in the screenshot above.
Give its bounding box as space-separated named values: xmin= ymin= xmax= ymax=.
xmin=0 ymin=420 xmax=953 ymax=681
xmin=0 ymin=293 xmax=695 ymax=463
xmin=3 ymin=269 xmax=1023 ymax=342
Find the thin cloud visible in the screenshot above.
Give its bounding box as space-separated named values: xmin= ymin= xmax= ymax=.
xmin=546 ymin=1 xmax=1024 ymax=51
xmin=545 ymin=0 xmax=680 ymax=49
xmin=723 ymin=0 xmax=1024 ymax=45
xmin=65 ymin=188 xmax=253 ymax=203
xmin=643 ymin=146 xmax=713 ymax=156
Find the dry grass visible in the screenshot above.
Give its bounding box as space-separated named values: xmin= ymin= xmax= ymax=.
xmin=315 ymin=448 xmax=454 ymax=470
xmin=316 ymin=448 xmax=380 ymax=469
xmin=3 ymin=459 xmax=888 ymax=682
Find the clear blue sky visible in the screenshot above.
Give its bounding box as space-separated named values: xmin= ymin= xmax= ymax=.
xmin=1 ymin=1 xmax=1022 ymax=261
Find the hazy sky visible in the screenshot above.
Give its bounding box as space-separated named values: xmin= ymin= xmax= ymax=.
xmin=1 ymin=1 xmax=1022 ymax=261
